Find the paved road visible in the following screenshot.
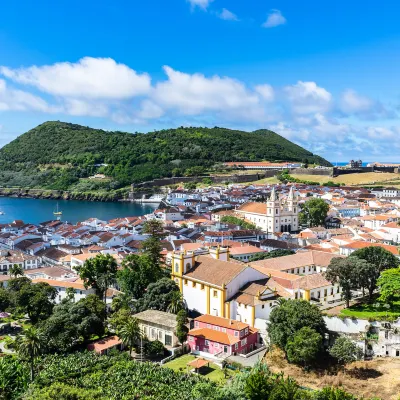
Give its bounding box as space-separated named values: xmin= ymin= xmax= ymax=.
xmin=0 ymin=339 xmax=15 ymax=354
xmin=227 ymin=348 xmax=267 ymax=367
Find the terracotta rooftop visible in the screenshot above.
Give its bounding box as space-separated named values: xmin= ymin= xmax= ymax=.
xmin=87 ymin=336 xmax=122 ymax=353
xmin=195 ymin=314 xmax=249 ymax=330
xmin=251 ymin=250 xmax=342 ymax=271
xmin=183 ymin=255 xmax=246 ymax=287
xmin=188 ymin=328 xmax=240 ymax=346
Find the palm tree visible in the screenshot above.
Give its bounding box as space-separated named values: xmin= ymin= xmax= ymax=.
xmin=119 ymin=316 xmax=141 ymax=357
xmin=9 ymin=264 xmax=24 ymax=278
xmin=17 ymin=327 xmax=45 ymax=381
xmin=167 ymin=291 xmax=187 ymax=314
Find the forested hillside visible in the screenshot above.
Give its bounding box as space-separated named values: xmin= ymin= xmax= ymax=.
xmin=0 ymin=121 xmax=331 ymax=190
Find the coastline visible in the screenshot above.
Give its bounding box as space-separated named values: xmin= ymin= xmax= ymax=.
xmin=0 ymin=188 xmax=127 ymax=203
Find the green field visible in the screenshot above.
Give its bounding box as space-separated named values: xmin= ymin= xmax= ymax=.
xmin=340 ymin=301 xmax=400 ymax=320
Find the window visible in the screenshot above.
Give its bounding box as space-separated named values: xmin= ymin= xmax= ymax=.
xmin=192 ymin=282 xmax=196 ymax=288
xmin=207 ymin=324 xmax=211 ymax=329
xmin=241 ymin=338 xmax=247 ymax=346
xmin=244 ymin=305 xmax=247 ymax=309
xmin=174 ymin=263 xmax=179 ymax=273
xmin=205 ymin=340 xmax=210 ymax=346
xmin=186 ymin=262 xmax=191 ymax=270
xmin=262 ymin=305 xmax=265 ymax=309
xmin=245 ymin=328 xmax=248 ymax=335
xmin=165 ymin=335 xmax=172 ymax=346
xmin=152 ymin=329 xmax=157 ymax=339
xmin=235 ymin=343 xmax=238 ymax=350
xmin=222 ymin=328 xmax=226 ymax=333
xmin=213 ymin=290 xmax=218 ymax=298
xmin=214 ymin=343 xmax=219 ymax=348
xmin=195 ymin=321 xmax=199 ymax=328
xmin=189 ymin=336 xmax=194 ymax=342
xmin=184 ymin=279 xmax=188 ymax=285
xmin=201 ymin=284 xmax=205 ymax=290
xmin=158 ymin=331 xmax=163 ymax=340
xmin=234 ymin=331 xmax=239 ymax=337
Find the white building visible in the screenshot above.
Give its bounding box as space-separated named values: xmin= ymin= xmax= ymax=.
xmin=236 ymin=186 xmax=299 ymax=233
xmin=0 ymin=249 xmax=40 ymax=273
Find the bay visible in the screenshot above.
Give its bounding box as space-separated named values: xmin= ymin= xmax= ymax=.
xmin=0 ymin=197 xmax=158 ymax=225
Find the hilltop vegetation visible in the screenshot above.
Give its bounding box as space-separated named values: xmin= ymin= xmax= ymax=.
xmin=0 ymin=121 xmax=331 ymax=190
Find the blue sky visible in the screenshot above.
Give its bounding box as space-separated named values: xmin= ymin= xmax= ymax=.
xmin=1 ymin=0 xmax=400 ymax=161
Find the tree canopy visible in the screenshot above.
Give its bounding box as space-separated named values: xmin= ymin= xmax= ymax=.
xmin=324 ymin=257 xmax=367 ymax=308
xmin=135 ymin=278 xmax=181 ymax=313
xmin=0 ymin=122 xmax=331 ymax=190
xmin=117 ymin=254 xmax=163 ymax=300
xmin=285 ymin=327 xmax=323 ymax=367
xmin=299 ymin=198 xmax=329 ymax=227
xmin=377 ymin=268 xmax=400 ymax=304
xmin=268 ymin=299 xmax=326 ymax=353
xmin=77 ymin=254 xmax=118 ymax=302
xmin=329 ymin=337 xmax=363 ymax=366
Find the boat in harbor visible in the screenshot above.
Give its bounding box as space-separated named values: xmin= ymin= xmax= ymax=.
xmin=53 ymin=203 xmax=62 ymax=216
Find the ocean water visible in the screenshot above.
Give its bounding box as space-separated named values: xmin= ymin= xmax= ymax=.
xmin=332 ymin=162 xmax=400 ymax=167
xmin=0 ymin=197 xmax=158 ymax=225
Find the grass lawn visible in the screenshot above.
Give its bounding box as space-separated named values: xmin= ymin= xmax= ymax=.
xmin=340 ymin=301 xmax=400 ymax=320
xmin=163 ymin=354 xmax=236 ymax=383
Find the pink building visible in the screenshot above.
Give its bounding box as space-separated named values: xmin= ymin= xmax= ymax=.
xmin=188 ymin=314 xmax=259 ymax=357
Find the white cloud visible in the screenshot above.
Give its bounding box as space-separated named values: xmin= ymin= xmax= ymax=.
xmin=152 ymin=66 xmax=260 ymax=115
xmin=0 ymin=79 xmax=56 ymax=113
xmin=262 ymin=10 xmax=286 ymax=28
xmin=340 ymin=89 xmax=374 ymax=114
xmin=284 ymin=81 xmax=332 ymax=114
xmin=0 ymin=57 xmax=151 ymax=99
xmin=218 ymin=8 xmax=239 ymax=21
xmin=63 ymin=99 xmax=109 ymax=117
xmin=255 ymin=84 xmax=274 ymax=101
xmin=367 ymin=126 xmax=399 ymax=139
xmin=137 ymin=100 xmax=165 ymax=119
xmin=187 ymin=0 xmax=213 ymax=10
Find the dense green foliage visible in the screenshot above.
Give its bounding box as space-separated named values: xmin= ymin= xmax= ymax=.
xmin=268 ymin=299 xmax=327 ymax=355
xmin=0 ymin=121 xmax=331 ymax=189
xmin=77 ymin=254 xmax=118 ymax=302
xmin=325 ymin=257 xmax=371 ymax=308
xmin=220 ymin=216 xmax=257 ymax=230
xmin=0 ymin=352 xmax=384 ymax=400
xmin=299 ymin=198 xmax=329 ymax=227
xmin=135 ymin=278 xmax=181 ymax=312
xmin=39 ymin=296 xmax=106 ymax=353
xmin=329 ymin=337 xmax=363 ymax=366
xmin=5 ymin=277 xmax=57 ymax=324
xmin=378 ymin=268 xmax=400 ymax=304
xmin=286 ymin=327 xmax=323 ymax=367
xmin=350 ymin=247 xmax=399 ymax=303
xmin=0 ymin=356 xmax=29 ymax=399
xmin=117 ymin=254 xmax=163 ymax=299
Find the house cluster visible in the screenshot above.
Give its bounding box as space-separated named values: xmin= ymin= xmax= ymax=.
xmin=1 ymin=180 xmax=400 ymax=360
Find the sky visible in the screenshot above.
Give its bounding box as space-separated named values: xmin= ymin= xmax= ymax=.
xmin=1 ymin=0 xmax=400 ymax=162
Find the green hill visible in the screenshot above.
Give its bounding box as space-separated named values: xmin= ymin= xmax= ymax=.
xmin=0 ymin=121 xmax=331 ymax=190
